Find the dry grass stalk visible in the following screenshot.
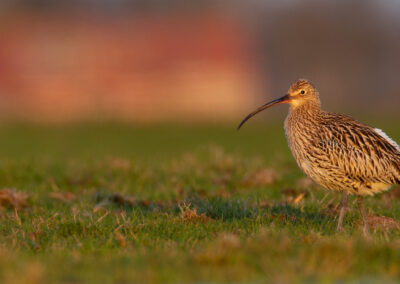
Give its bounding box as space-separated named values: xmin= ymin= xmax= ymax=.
xmin=114 ymin=233 xmax=126 ymax=248
xmin=293 ymin=192 xmax=306 ymax=204
xmin=282 ymin=188 xmax=307 ymax=205
xmin=95 ymin=211 xmax=111 ymax=224
xmin=178 ymin=202 xmax=211 ymax=223
xmin=49 ymin=192 xmax=76 ymax=203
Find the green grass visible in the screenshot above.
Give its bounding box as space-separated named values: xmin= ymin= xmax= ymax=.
xmin=1 ymin=122 xmax=400 ymax=283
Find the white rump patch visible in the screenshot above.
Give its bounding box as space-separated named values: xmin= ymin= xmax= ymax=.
xmin=374 ymin=128 xmax=400 ymax=151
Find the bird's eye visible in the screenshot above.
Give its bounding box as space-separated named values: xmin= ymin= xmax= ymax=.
xmin=300 ymin=90 xmax=305 ymax=94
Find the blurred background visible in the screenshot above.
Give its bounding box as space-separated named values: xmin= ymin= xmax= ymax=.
xmin=0 ymin=0 xmax=399 ymax=123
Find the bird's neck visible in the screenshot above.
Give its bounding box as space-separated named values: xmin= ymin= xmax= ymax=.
xmin=289 ymin=100 xmax=321 ymax=119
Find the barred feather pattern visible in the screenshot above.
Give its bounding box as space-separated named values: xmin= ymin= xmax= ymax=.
xmin=285 ymin=102 xmax=400 ymax=196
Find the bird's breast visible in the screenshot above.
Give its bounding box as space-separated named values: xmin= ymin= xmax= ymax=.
xmin=284 ymin=112 xmax=321 ymax=175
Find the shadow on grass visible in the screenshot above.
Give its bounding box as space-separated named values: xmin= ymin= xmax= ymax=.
xmin=187 ymin=196 xmax=260 ymax=220
xmin=186 ymin=196 xmax=332 ymax=226
xmin=268 ymin=204 xmax=332 ymax=227
xmin=91 ymin=190 xmax=332 ymax=227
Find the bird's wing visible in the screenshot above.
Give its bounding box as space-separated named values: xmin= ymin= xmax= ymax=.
xmin=312 ymin=113 xmax=400 ymax=185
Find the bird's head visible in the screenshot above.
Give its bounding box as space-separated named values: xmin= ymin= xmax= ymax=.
xmin=287 ymin=79 xmax=320 ymax=108
xmin=237 ymin=79 xmax=320 ymax=129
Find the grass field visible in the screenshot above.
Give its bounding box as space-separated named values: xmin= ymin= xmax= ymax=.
xmin=2 ymin=121 xmax=400 ymax=283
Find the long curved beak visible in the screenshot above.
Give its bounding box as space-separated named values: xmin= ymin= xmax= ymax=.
xmin=237 ymin=94 xmax=291 ymax=130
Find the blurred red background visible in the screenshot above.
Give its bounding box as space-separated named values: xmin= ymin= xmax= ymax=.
xmin=0 ymin=1 xmax=399 ymax=122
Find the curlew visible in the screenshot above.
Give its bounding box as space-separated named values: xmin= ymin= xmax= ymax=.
xmin=238 ymin=79 xmax=400 ymax=233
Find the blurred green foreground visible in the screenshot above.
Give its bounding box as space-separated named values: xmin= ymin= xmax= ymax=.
xmin=1 ymin=122 xmax=400 ymax=283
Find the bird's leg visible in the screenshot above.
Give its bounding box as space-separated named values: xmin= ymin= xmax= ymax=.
xmin=357 ymin=196 xmax=370 ymax=236
xmin=336 ymin=191 xmax=348 ymax=231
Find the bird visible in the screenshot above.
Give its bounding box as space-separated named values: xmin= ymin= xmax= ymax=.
xmin=238 ymin=79 xmax=400 ymax=234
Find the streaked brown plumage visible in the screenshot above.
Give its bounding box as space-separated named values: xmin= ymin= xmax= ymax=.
xmin=238 ymin=79 xmax=400 ymax=233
